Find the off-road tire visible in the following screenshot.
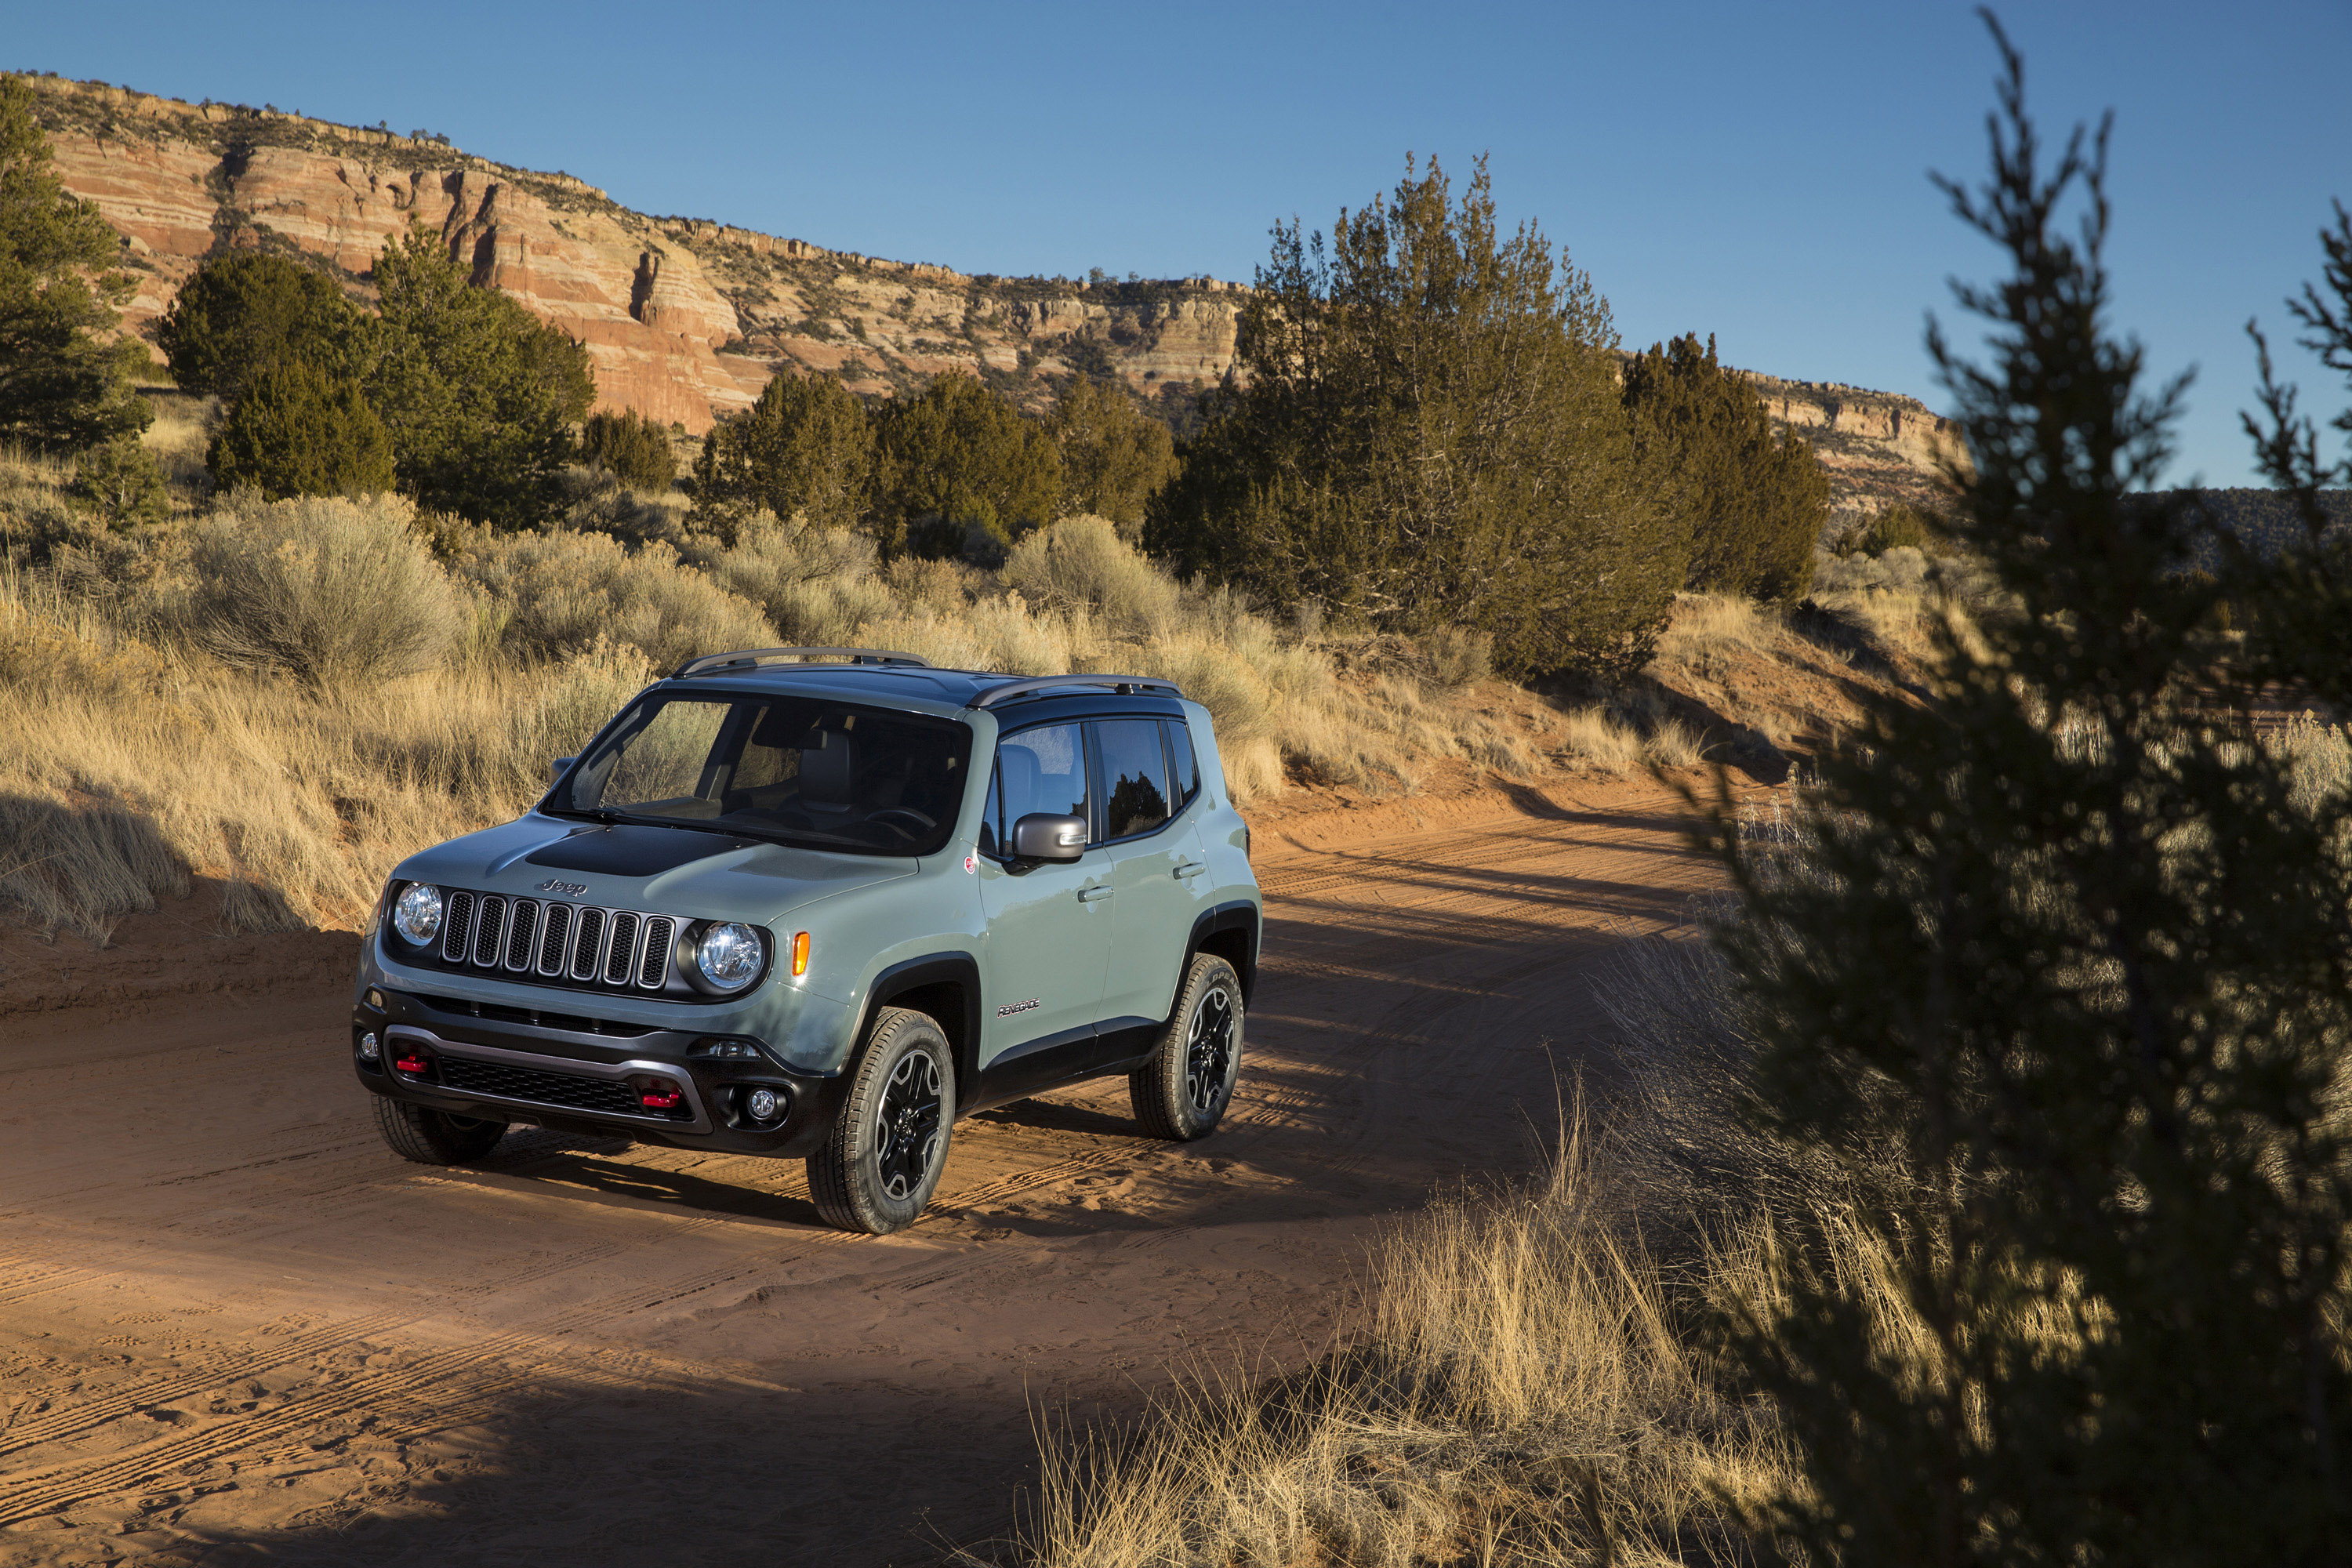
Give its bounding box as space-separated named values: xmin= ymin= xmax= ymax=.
xmin=372 ymin=1096 xmax=508 ymax=1163
xmin=1130 ymin=953 xmax=1243 ymax=1141
xmin=807 ymin=1007 xmax=956 ymax=1235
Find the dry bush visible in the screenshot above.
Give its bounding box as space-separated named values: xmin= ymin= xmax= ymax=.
xmin=559 ymin=478 xmax=689 ymax=548
xmin=1004 ymin=514 xmax=1182 ymax=634
xmin=176 ymin=492 xmax=462 ymax=687
xmin=863 ymin=597 xmax=1088 ymax=676
xmin=2278 ymin=710 xmax=2352 ymax=818
xmin=882 ymin=553 xmax=972 ymax=617
xmin=685 ymin=514 xmax=894 ymax=647
xmin=1422 ymin=626 xmax=1494 ymax=691
xmin=456 ymin=529 xmax=772 ymax=672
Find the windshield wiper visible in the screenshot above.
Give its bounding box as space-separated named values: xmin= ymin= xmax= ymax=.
xmin=543 ymin=806 xmax=627 ymax=826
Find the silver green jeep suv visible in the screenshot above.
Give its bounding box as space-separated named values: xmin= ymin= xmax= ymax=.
xmin=352 ymin=648 xmax=1262 ymax=1234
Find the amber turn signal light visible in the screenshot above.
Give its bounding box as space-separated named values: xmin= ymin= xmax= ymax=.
xmin=791 ymin=931 xmax=811 ymax=978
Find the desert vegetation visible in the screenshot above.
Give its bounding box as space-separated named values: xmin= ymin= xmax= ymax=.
xmin=986 ymin=24 xmax=2352 ymax=1567
xmin=9 ymin=25 xmax=2350 ymax=1563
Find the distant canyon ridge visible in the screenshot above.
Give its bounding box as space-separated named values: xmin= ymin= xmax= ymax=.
xmin=29 ymin=74 xmax=1955 ymax=512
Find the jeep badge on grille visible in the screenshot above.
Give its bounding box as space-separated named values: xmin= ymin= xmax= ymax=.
xmin=535 ymin=878 xmax=587 ymax=897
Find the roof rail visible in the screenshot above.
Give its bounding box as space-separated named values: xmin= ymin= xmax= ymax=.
xmin=968 ymin=673 xmax=1185 ymax=710
xmin=670 ymin=646 xmax=933 ymax=679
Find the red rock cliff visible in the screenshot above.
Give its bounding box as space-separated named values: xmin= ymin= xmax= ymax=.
xmin=27 ymin=75 xmax=1247 ymax=434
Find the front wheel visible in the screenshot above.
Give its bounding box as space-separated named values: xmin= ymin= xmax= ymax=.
xmin=372 ymin=1096 xmax=507 ymax=1163
xmin=806 ymin=1007 xmax=956 ymax=1235
xmin=1131 ymin=953 xmax=1243 ymax=1140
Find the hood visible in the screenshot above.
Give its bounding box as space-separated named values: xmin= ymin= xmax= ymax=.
xmin=392 ymin=815 xmax=913 ymax=926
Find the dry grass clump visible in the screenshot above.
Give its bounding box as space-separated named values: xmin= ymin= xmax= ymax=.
xmin=140 ymin=390 xmax=215 ymax=500
xmin=1013 ymin=1119 xmax=1795 ymax=1568
xmin=1553 ymin=705 xmax=1705 ymax=773
xmin=0 ymin=561 xmax=650 ymax=939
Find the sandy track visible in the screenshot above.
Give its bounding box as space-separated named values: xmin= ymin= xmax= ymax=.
xmin=0 ymin=780 xmax=1730 ymax=1567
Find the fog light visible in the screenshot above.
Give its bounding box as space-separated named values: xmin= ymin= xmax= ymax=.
xmin=358 ymin=1032 xmax=381 ymax=1061
xmin=746 ymin=1087 xmax=781 ymax=1121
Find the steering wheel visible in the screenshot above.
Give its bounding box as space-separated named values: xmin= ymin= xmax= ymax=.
xmin=865 ymin=807 xmax=937 ymax=840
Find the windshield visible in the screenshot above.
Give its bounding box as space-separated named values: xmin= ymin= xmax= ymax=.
xmin=557 ymin=693 xmax=972 ymax=857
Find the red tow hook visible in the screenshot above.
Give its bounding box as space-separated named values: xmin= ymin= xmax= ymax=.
xmin=630 ymin=1073 xmax=684 ymax=1111
xmin=393 ymin=1048 xmax=433 ymax=1075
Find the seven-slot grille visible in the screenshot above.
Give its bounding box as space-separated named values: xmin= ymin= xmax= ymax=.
xmin=434 ymin=888 xmax=681 ymax=993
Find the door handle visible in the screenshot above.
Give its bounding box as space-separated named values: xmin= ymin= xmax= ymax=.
xmin=1076 ymin=885 xmax=1115 ymax=903
xmin=1173 ymin=860 xmax=1207 ymax=879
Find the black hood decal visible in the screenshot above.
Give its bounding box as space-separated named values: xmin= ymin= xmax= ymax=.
xmin=523 ymin=826 xmax=753 ymax=878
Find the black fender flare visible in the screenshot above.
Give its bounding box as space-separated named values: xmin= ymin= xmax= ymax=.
xmin=852 ymin=952 xmax=985 ymax=1107
xmin=1184 ymin=900 xmax=1261 ymax=1004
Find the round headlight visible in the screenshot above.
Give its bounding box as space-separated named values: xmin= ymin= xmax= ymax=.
xmin=391 ymin=883 xmax=443 ymax=946
xmin=696 ymin=923 xmax=766 ymax=990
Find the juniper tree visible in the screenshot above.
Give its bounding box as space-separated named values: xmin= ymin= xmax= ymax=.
xmin=581 ymin=406 xmax=677 ymax=492
xmin=157 ymin=250 xmax=359 ymax=405
xmin=691 ymin=372 xmax=871 ymax=535
xmin=1049 ymin=375 xmax=1178 ymax=535
xmin=1622 ymin=332 xmax=1828 ymax=601
xmin=870 ymin=371 xmax=1060 ymax=559
xmin=70 ymin=431 xmax=169 ymax=528
xmin=361 ymin=225 xmax=594 ymax=526
xmin=1147 ymin=156 xmax=1679 ymax=677
xmin=207 ymin=360 xmax=395 ymax=499
xmin=0 ymin=74 xmax=149 ymax=447
xmin=1717 ymin=23 xmax=2352 ymax=1566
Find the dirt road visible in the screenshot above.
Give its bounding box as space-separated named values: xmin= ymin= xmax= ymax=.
xmin=0 ymin=780 xmax=1727 ymax=1567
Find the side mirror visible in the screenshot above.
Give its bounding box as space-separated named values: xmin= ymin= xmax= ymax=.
xmin=1011 ymin=812 xmax=1087 ymax=863
xmin=550 ymin=755 xmax=576 ymax=788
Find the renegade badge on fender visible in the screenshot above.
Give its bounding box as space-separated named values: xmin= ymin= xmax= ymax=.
xmin=354 ymin=648 xmax=1262 ymax=1234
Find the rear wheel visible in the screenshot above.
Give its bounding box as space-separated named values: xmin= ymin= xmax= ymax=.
xmin=1131 ymin=953 xmax=1243 ymax=1140
xmin=807 ymin=1007 xmax=956 ymax=1235
xmin=372 ymin=1096 xmax=507 ymax=1163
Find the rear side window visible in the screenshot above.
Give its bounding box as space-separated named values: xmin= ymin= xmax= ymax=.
xmin=1166 ymin=720 xmax=1199 ymax=804
xmin=1097 ymin=719 xmax=1171 ymax=840
xmin=992 ymin=724 xmax=1089 ymax=852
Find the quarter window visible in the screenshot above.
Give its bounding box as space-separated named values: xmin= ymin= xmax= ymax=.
xmin=1097 ymin=719 xmax=1171 ymax=840
xmin=1167 ymin=720 xmax=1199 ymax=804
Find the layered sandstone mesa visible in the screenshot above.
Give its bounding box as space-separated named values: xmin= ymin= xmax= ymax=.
xmin=24 ymin=74 xmax=1248 ymax=434
xmin=1740 ymin=370 xmax=1971 ymax=514
xmin=24 ymin=72 xmax=1953 ymax=514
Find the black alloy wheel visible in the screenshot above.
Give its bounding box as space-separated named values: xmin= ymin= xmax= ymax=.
xmin=874 ymin=1050 xmax=945 ymax=1202
xmin=1185 ymin=985 xmax=1237 ymax=1116
xmin=807 ymin=1007 xmax=957 ymax=1234
xmin=1131 ymin=952 xmax=1244 ymax=1141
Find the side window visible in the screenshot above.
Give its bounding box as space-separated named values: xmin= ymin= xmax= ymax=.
xmin=1165 ymin=720 xmax=1199 ymax=804
xmin=994 ymin=724 xmax=1089 ymax=852
xmin=1097 ymin=719 xmax=1171 ymax=840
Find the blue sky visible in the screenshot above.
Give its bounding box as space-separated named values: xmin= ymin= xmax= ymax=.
xmin=14 ymin=1 xmax=2349 ymax=485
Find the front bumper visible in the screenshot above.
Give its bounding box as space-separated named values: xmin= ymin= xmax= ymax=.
xmin=352 ymin=986 xmax=844 ymax=1156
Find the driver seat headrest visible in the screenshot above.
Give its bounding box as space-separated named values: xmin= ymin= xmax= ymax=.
xmin=798 ymin=728 xmax=856 ymax=806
